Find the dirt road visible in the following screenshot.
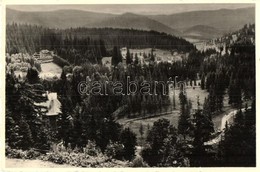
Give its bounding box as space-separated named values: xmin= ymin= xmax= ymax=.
xmin=5 ymin=158 xmax=77 ymax=168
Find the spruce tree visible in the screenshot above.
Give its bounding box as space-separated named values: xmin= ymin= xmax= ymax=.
xmin=201 ymin=74 xmax=205 ymax=90
xmin=126 ymin=48 xmax=132 ymax=65
xmin=112 ymin=46 xmax=119 ymax=66
xmin=191 ymin=100 xmax=214 ymax=166
xmin=120 ymin=128 xmax=137 ymax=161
xmin=178 ymin=92 xmax=191 ymax=140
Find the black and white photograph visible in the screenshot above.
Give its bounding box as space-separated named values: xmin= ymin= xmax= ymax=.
xmin=2 ymin=1 xmax=256 ymax=168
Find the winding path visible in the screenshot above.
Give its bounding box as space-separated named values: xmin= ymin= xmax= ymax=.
xmin=204 ymin=107 xmax=249 ymax=146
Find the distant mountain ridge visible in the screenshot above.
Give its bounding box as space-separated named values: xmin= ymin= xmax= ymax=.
xmin=91 ymin=12 xmax=181 ymax=36
xmin=148 ymin=7 xmax=255 ymax=31
xmin=183 ymin=25 xmax=223 ymax=40
xmin=6 ymin=8 xmax=116 ymax=28
xmin=6 ymin=8 xmax=180 ymax=36
xmin=6 ymin=7 xmax=255 ymax=40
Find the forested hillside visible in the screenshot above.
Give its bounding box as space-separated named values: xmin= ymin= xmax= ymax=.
xmin=6 ymin=24 xmax=195 ymax=64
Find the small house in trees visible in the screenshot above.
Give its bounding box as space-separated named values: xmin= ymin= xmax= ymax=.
xmin=44 ymin=92 xmax=61 ymax=116
xmin=36 ymin=92 xmax=61 ymax=132
xmin=37 ymin=50 xmax=54 ymax=63
xmin=232 ymin=34 xmax=238 ymax=42
xmin=120 ymin=47 xmax=127 ymax=60
xmin=102 ymin=57 xmax=112 ymax=69
xmin=36 ymin=92 xmax=61 ymax=116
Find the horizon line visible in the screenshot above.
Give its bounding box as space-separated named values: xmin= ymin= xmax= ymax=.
xmin=6 ymin=4 xmax=255 ymax=15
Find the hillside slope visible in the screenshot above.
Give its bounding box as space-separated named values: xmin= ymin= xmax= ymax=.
xmin=6 ymin=8 xmax=116 ymax=29
xmin=183 ymin=25 xmax=223 ymax=40
xmin=148 ymin=7 xmax=255 ymax=32
xmin=6 ymin=9 xmax=180 ymax=36
xmin=92 ymin=12 xmax=180 ymax=36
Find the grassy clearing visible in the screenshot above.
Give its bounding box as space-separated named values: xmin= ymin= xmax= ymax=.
xmin=39 ymin=62 xmax=62 ymax=78
xmin=118 ymin=87 xmax=209 ymax=145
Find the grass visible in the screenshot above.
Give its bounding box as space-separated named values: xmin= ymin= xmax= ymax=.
xmin=41 ymin=62 xmax=62 ymax=74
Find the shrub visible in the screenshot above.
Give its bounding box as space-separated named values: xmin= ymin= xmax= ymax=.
xmin=5 ymin=145 xmax=41 ymax=159
xmin=44 ymin=152 xmax=67 ymax=164
xmin=120 ymin=128 xmax=137 ymax=161
xmin=130 ymin=156 xmax=149 ymax=167
xmin=105 ymin=141 xmax=124 ymax=160
xmin=6 ymin=143 xmax=129 ymax=167
xmin=26 ymin=149 xmax=41 ymax=159
xmin=84 ymin=140 xmax=101 ymax=156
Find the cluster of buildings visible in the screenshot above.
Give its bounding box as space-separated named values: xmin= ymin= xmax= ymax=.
xmin=6 ymin=50 xmax=57 ymax=80
xmin=33 ymin=49 xmax=55 ymax=63
xmin=102 ymin=47 xmax=188 ymax=69
xmin=6 ymin=53 xmax=32 ymax=79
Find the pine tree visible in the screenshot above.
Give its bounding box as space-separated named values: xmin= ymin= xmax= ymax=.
xmin=112 ymin=46 xmax=119 ymax=66
xmin=120 ymin=128 xmax=137 ymax=160
xmin=134 ymin=53 xmax=139 ymax=65
xmin=178 ymin=92 xmax=191 ymax=140
xmin=99 ymin=39 xmax=107 ymax=57
xmin=126 ymin=48 xmax=132 ymax=65
xmin=139 ymin=122 xmax=144 ymax=147
xmin=150 ymin=49 xmax=155 ymax=61
xmin=201 ymin=74 xmax=205 ymax=90
xmin=142 ymin=118 xmax=179 ymax=166
xmin=19 ymin=118 xmax=33 ymax=150
xmin=6 ymin=72 xmax=48 ymax=150
xmin=26 ymin=67 xmax=40 ymax=84
xmin=218 ymin=108 xmax=256 ymax=167
xmin=228 ymin=77 xmax=242 ymax=107
xmin=191 ymin=106 xmax=214 ymax=166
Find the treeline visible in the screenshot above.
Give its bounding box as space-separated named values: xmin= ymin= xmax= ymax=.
xmin=62 ymin=27 xmax=196 ymax=51
xmin=6 ymin=23 xmax=195 ymax=65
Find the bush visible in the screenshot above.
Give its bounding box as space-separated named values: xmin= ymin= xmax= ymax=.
xmin=25 ymin=149 xmax=41 ymax=159
xmin=105 ymin=141 xmax=124 ymax=160
xmin=84 ymin=140 xmax=101 ymax=157
xmin=6 ymin=145 xmax=26 ymax=159
xmin=44 ymin=152 xmax=68 ymax=164
xmin=5 ymin=145 xmax=41 ymax=159
xmin=120 ymin=128 xmax=137 ymax=161
xmin=44 ymin=145 xmax=116 ymax=167
xmin=130 ymin=156 xmax=149 ymax=167
xmin=6 ymin=143 xmax=130 ymax=167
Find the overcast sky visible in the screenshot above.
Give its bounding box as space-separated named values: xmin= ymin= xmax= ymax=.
xmin=7 ymin=4 xmax=254 ymax=15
